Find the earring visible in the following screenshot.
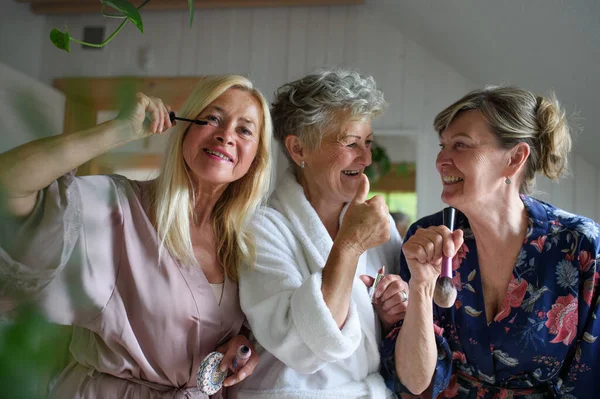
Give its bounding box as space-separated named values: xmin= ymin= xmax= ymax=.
xmin=505 ymin=177 xmax=511 ymax=185
xmin=300 ymin=161 xmax=305 ymax=169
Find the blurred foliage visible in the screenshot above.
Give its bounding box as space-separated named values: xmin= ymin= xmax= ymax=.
xmin=365 ymin=141 xmax=391 ymax=184
xmin=50 ymin=0 xmax=196 ymax=52
xmin=188 ymin=0 xmax=195 ymax=27
xmin=0 ymin=305 xmax=67 ymax=399
xmin=395 ymin=162 xmax=416 ymax=177
xmin=0 ymin=175 xmax=67 ymax=398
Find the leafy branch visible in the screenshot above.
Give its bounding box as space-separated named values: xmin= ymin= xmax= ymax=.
xmin=50 ymin=0 xmax=195 ymax=52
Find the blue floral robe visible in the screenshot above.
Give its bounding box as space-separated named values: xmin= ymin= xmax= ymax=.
xmin=381 ymin=196 xmax=600 ymax=398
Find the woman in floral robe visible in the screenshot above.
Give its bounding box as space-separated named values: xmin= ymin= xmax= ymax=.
xmin=382 ymin=86 xmax=600 ymax=398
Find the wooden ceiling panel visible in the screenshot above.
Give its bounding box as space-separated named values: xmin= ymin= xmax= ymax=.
xmin=16 ymin=0 xmax=364 ymax=15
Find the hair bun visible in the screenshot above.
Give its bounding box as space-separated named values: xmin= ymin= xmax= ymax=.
xmin=535 ymin=94 xmax=572 ymax=180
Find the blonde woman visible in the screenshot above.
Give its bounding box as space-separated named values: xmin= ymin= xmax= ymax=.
xmin=0 ymin=75 xmax=272 ymax=398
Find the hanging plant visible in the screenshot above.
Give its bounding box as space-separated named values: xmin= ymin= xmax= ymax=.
xmin=364 ymin=141 xmax=391 ymax=183
xmin=49 ymin=0 xmax=195 ymax=52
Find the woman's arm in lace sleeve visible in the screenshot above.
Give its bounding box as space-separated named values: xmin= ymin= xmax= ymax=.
xmin=0 ymin=92 xmax=171 ymax=218
xmin=0 ymin=120 xmax=141 ymax=218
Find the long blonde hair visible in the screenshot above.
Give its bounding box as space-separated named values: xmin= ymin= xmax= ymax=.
xmin=152 ymin=76 xmax=272 ymax=281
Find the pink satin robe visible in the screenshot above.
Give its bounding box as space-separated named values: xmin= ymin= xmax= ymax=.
xmin=0 ymin=172 xmax=245 ymax=398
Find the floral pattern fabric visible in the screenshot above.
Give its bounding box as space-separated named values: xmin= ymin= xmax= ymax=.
xmin=381 ymin=196 xmax=600 ymax=398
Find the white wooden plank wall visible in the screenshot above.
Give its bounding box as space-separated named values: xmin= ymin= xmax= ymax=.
xmin=572 ymin=156 xmax=598 ymax=221
xmin=38 ymin=5 xmax=599 ymax=222
xmin=534 ymin=156 xmax=599 ymax=222
xmin=0 ymin=62 xmax=65 ymax=153
xmin=0 ymin=2 xmax=46 ymax=80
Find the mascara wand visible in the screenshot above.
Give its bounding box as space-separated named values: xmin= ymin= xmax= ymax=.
xmin=168 ymin=111 xmax=208 ymax=125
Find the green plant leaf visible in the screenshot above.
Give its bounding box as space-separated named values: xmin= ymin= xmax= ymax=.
xmin=188 ymin=0 xmax=195 ymax=28
xmin=0 ymin=305 xmax=68 ymax=399
xmin=50 ymin=28 xmax=70 ymax=52
xmin=102 ymin=0 xmax=144 ymax=33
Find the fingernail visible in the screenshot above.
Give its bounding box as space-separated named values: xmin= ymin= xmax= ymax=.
xmin=238 ymin=371 xmax=246 ymax=380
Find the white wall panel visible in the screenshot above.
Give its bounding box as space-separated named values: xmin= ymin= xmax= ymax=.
xmin=418 ymin=54 xmax=448 ymax=218
xmin=249 ymin=7 xmax=289 ymax=100
xmin=33 ymin=5 xmax=597 ymax=220
xmin=550 ymin=171 xmax=575 ymax=213
xmin=0 ymin=62 xmax=65 ymax=153
xmin=573 ymin=155 xmax=598 ymax=221
xmin=225 ymin=8 xmax=255 ymax=77
xmin=533 ymin=175 xmax=553 ymax=204
xmin=304 ymin=7 xmax=329 ymax=71
xmin=286 ymin=7 xmax=310 ymax=81
xmin=325 ymin=6 xmax=347 ymax=67
xmin=401 ymin=39 xmax=425 ymax=131
xmin=0 ymin=2 xmax=46 ymax=80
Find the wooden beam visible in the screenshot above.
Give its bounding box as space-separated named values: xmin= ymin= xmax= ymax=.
xmin=22 ymin=0 xmax=363 ymax=15
xmin=371 ymin=163 xmax=416 ymax=192
xmin=60 ymin=96 xmax=98 ymax=175
xmin=54 ymin=77 xmax=202 ymax=111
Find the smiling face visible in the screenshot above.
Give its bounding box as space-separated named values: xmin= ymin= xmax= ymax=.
xmin=182 ymin=88 xmax=262 ymax=189
xmin=436 ymin=110 xmax=513 ymax=209
xmin=300 ymin=119 xmax=373 ymax=205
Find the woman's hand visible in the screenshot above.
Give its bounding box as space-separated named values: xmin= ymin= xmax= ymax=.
xmin=360 ymin=273 xmax=409 ymax=331
xmin=337 ymin=174 xmax=390 ymax=256
xmin=401 ymin=226 xmax=464 ymax=286
xmin=372 ymin=274 xmax=410 ymax=330
xmin=116 ymin=92 xmax=173 ymax=140
xmin=216 ymin=334 xmax=259 ymax=387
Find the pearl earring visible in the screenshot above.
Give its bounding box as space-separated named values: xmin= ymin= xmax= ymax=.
xmin=300 ymin=161 xmax=305 ymax=169
xmin=505 ymin=177 xmax=511 ymax=185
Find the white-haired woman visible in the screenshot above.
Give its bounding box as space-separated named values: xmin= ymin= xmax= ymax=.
xmin=237 ymin=69 xmax=409 ymax=398
xmin=0 ymin=76 xmax=272 ymax=398
xmin=382 ymin=86 xmax=600 ymax=398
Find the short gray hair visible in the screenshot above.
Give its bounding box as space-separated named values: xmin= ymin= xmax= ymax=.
xmin=271 ymin=68 xmax=387 ymax=162
xmin=434 ymin=85 xmax=572 ymax=194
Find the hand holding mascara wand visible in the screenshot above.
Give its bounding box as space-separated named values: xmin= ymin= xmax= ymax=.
xmin=433 ymin=207 xmax=458 ymax=308
xmin=168 ymin=111 xmax=208 ymax=125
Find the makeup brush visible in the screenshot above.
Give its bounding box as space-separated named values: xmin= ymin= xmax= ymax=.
xmin=168 ymin=111 xmax=208 ymax=125
xmin=433 ymin=207 xmax=457 ymax=308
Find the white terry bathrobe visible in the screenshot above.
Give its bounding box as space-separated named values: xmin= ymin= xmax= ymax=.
xmin=237 ymin=169 xmax=402 ymax=399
